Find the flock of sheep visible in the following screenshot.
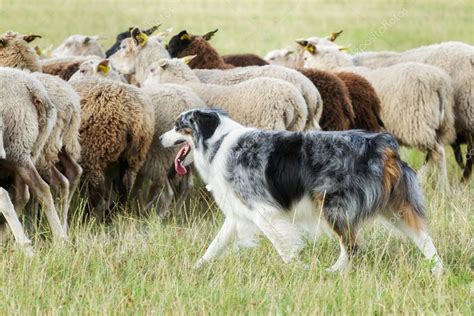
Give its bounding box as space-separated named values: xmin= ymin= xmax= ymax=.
xmin=0 ymin=26 xmax=472 ymax=255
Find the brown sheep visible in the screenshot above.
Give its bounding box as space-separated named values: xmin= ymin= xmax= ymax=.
xmin=297 ymin=68 xmax=355 ymax=130
xmin=335 ymin=71 xmax=385 ymax=132
xmin=69 ymin=78 xmax=154 ymax=212
xmin=222 ymin=54 xmax=269 ymax=67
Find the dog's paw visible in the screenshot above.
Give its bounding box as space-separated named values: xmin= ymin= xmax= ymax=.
xmin=194 ymin=258 xmax=207 ymax=270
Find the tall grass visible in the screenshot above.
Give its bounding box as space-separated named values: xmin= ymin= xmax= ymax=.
xmin=0 ymin=0 xmax=473 ymax=314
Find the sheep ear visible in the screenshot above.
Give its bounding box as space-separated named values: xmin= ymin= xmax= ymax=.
xmin=339 ymin=46 xmax=349 ymax=52
xmin=180 ymin=31 xmax=192 ymax=41
xmin=202 ymin=29 xmax=218 ymax=41
xmin=131 ymin=27 xmax=148 ymax=47
xmin=328 ymin=30 xmax=343 ymax=42
xmin=285 ymin=50 xmax=294 ymax=56
xmin=83 ymin=36 xmax=91 ymax=44
xmin=296 ymin=40 xmax=316 ymax=54
xmin=34 ymin=45 xmax=42 ymax=56
xmin=295 ymin=39 xmax=309 ymax=48
xmin=157 ymin=27 xmax=173 ymax=40
xmin=23 ymin=34 xmax=42 ymax=43
xmin=182 ymin=55 xmax=197 ymax=65
xmin=144 ymin=24 xmax=161 ymax=36
xmin=158 ymin=59 xmax=169 ymax=69
xmin=0 ymin=39 xmax=6 ymax=48
xmin=97 ymin=59 xmax=110 ymax=74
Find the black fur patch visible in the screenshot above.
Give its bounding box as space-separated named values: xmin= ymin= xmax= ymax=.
xmin=167 ymin=30 xmax=191 ymax=57
xmin=209 ymin=134 xmax=228 ymax=163
xmin=265 ymin=133 xmax=306 ymax=210
xmin=193 ymin=111 xmax=220 ymax=141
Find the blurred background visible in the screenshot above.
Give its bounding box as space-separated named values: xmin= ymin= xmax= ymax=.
xmin=1 ymin=0 xmax=473 ymax=55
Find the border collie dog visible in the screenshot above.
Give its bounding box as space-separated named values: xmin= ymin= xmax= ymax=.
xmin=160 ymin=109 xmax=443 ymax=274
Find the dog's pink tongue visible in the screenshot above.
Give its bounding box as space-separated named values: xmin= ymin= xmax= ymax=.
xmin=174 ymin=145 xmax=189 ymax=176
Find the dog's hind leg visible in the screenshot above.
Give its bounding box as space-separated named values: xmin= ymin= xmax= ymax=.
xmin=381 ymin=208 xmax=443 ymax=276
xmin=252 ymin=205 xmax=305 ymax=263
xmin=0 ymin=188 xmax=34 ymax=256
xmin=195 ymin=217 xmax=236 ymax=269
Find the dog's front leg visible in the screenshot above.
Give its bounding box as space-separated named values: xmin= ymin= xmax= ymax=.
xmin=195 ymin=217 xmax=236 ymax=269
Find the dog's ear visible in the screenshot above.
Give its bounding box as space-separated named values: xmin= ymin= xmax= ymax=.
xmin=192 ymin=110 xmax=220 ymax=140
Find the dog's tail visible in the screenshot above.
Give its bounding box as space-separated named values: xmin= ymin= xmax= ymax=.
xmin=383 ymin=147 xmax=425 ymax=230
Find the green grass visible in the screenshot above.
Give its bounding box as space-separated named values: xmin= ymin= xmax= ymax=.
xmin=0 ymin=0 xmax=473 ymax=314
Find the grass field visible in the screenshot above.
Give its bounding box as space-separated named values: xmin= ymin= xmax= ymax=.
xmin=0 ymin=0 xmax=473 ymax=314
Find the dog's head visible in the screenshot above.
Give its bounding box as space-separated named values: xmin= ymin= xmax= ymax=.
xmin=160 ymin=109 xmax=225 ymax=176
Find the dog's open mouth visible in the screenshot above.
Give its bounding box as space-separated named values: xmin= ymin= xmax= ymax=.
xmin=174 ymin=144 xmax=191 ymax=176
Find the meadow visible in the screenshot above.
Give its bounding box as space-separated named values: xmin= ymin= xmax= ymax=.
xmin=0 ymin=0 xmax=473 ymax=314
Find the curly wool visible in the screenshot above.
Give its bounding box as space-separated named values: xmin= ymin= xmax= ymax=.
xmin=0 ymin=35 xmax=41 ymax=72
xmin=69 ymin=78 xmax=154 ymax=189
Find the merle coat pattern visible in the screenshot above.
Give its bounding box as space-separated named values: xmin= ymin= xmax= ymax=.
xmin=160 ymin=109 xmax=443 ymax=275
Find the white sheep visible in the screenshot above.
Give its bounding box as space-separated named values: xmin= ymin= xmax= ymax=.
xmin=299 ymin=36 xmax=474 ymax=180
xmin=194 ymin=65 xmax=323 ymax=130
xmin=149 ymin=57 xmax=309 ymax=132
xmin=110 ymin=27 xmax=170 ymax=85
xmin=0 ymin=32 xmax=82 ymax=231
xmin=0 ymin=67 xmax=66 ymax=242
xmin=298 ymin=44 xmax=456 ymax=191
xmin=53 ymin=34 xmax=105 ymax=58
xmin=69 ymin=58 xmax=126 ymax=82
xmin=263 ymin=47 xmax=296 ymax=67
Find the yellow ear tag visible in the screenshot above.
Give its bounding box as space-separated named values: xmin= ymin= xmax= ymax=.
xmin=98 ymin=64 xmax=110 ymax=74
xmin=339 ymin=47 xmax=349 ymax=52
xmin=180 ymin=33 xmax=191 ymax=41
xmin=305 ymin=45 xmax=316 ymax=54
xmin=34 ymin=46 xmax=42 ymax=56
xmin=137 ymin=33 xmax=148 ymax=46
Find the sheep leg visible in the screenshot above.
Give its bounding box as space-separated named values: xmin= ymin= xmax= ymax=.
xmin=16 ymin=160 xmax=67 ymax=241
xmin=50 ymin=166 xmax=70 ymax=234
xmin=451 ymin=143 xmax=464 ymax=169
xmin=0 ymin=188 xmax=34 ymax=256
xmin=462 ymin=133 xmax=473 ymax=182
xmin=419 ymin=144 xmax=450 ymax=192
xmin=11 ymin=174 xmax=30 ymax=215
xmin=58 ymin=150 xmax=83 ymax=206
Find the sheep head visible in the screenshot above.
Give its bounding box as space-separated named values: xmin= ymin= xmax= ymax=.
xmin=144 ymin=57 xmax=198 ymax=86
xmin=0 ymin=32 xmax=42 ymax=72
xmin=296 ymin=43 xmax=352 ymax=70
xmin=264 ymin=47 xmax=295 ymax=67
xmin=166 ymin=30 xmax=193 ymax=57
xmin=53 ymin=34 xmax=105 ymax=58
xmin=131 ymin=27 xmax=148 ymax=47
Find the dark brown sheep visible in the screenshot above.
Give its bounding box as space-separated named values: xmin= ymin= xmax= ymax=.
xmin=335 ymin=72 xmax=385 ymax=132
xmin=297 ymin=68 xmax=355 ymax=131
xmin=167 ymin=31 xmax=232 ymax=69
xmin=222 ymin=54 xmax=269 ymax=67
xmin=41 ymin=58 xmax=85 ymax=81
